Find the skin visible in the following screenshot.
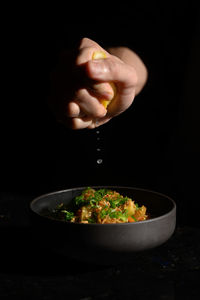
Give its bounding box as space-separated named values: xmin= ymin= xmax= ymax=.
xmin=48 ymin=37 xmax=148 ymax=129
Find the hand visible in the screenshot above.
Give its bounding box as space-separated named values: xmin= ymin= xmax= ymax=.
xmin=48 ymin=38 xmax=138 ymax=129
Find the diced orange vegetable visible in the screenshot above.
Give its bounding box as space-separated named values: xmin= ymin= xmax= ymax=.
xmin=128 ymin=216 xmax=136 ymax=223
xmin=92 ymin=51 xmax=116 ymax=108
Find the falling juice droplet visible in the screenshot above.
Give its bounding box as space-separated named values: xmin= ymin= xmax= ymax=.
xmin=95 ymin=129 xmax=103 ymax=166
xmin=96 ymin=129 xmax=100 ymax=141
xmin=97 ymin=158 xmax=103 ymax=164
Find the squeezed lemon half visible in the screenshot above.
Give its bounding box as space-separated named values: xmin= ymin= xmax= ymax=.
xmin=92 ymin=51 xmax=116 ymax=109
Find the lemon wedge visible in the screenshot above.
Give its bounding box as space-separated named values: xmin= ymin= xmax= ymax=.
xmin=92 ymin=51 xmax=116 ymax=109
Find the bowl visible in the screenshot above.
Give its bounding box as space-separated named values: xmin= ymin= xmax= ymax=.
xmin=30 ymin=186 xmax=176 ymax=264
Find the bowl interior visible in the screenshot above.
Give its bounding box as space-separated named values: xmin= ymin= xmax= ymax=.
xmin=30 ymin=186 xmax=175 ymax=221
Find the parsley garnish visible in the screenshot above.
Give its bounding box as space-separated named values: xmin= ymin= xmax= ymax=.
xmin=60 ymin=210 xmax=74 ymax=221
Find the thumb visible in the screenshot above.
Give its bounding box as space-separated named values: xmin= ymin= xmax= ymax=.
xmin=86 ymin=57 xmax=138 ymax=89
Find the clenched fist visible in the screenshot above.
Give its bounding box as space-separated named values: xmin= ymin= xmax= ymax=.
xmin=48 ymin=37 xmax=147 ymax=129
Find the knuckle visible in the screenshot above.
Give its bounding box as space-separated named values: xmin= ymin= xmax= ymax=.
xmin=79 ymin=37 xmax=91 ymax=48
xmin=79 ymin=37 xmax=89 ymax=46
xmin=107 ymin=59 xmax=118 ymax=77
xmin=130 ymin=67 xmax=138 ymax=86
xmin=79 ymin=37 xmax=98 ymax=49
xmin=75 ymin=89 xmax=85 ymax=101
xmin=76 ymin=38 xmax=100 ymax=66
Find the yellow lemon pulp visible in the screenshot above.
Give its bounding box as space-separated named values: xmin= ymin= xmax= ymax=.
xmin=92 ymin=51 xmax=116 ymax=109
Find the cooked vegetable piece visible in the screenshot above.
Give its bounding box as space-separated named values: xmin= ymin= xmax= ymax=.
xmin=134 ymin=205 xmax=147 ymax=221
xmin=124 ymin=199 xmax=136 ymax=216
xmin=78 ymin=206 xmax=92 ymax=222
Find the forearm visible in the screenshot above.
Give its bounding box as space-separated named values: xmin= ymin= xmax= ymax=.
xmin=107 ymin=47 xmax=148 ymax=95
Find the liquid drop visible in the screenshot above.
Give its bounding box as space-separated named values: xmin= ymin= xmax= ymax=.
xmin=95 ymin=129 xmax=104 ymax=166
xmin=97 ymin=158 xmax=103 ymax=164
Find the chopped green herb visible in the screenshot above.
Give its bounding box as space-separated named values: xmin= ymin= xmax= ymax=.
xmin=60 ymin=210 xmax=74 ymax=221
xmin=87 ymin=217 xmax=96 ymax=224
xmin=100 ymin=207 xmax=109 ymax=219
xmin=74 ymin=194 xmax=85 ymax=207
xmin=135 ymin=203 xmax=139 ymax=210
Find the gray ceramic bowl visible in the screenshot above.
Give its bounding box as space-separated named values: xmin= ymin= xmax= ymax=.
xmin=30 ymin=186 xmax=176 ymax=264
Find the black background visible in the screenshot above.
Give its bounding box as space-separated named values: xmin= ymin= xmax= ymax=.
xmin=1 ymin=1 xmax=200 ymax=226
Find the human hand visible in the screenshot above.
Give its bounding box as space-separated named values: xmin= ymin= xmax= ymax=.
xmin=48 ymin=37 xmax=138 ymax=129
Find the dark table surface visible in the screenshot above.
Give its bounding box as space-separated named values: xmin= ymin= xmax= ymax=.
xmin=0 ymin=192 xmax=200 ymax=300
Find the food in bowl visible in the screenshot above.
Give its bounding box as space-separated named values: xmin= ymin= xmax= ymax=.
xmin=50 ymin=187 xmax=148 ymax=224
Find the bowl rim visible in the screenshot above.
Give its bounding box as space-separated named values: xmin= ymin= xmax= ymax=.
xmin=30 ymin=185 xmax=176 ymax=226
